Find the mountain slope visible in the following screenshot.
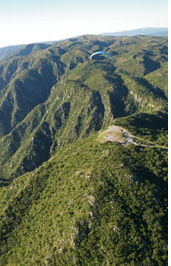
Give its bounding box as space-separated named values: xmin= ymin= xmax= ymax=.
xmin=0 ymin=43 xmax=66 ymax=137
xmin=0 ymin=35 xmax=168 ymax=130
xmin=0 ymin=35 xmax=168 ymax=265
xmin=0 ymin=59 xmax=168 ymax=180
xmin=0 ymin=45 xmax=24 ymax=62
xmin=0 ymin=135 xmax=168 ymax=266
xmin=0 ymin=35 xmax=168 ymax=180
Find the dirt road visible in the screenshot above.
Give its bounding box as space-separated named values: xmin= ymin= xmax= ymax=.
xmin=120 ymin=127 xmax=167 ymax=150
xmin=98 ymin=125 xmax=167 ymax=150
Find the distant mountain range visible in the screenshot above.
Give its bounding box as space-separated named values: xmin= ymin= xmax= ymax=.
xmin=100 ymin=27 xmax=168 ymax=37
xmin=0 ymin=28 xmax=168 ymax=63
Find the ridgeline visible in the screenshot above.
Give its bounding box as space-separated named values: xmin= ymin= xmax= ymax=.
xmin=0 ymin=35 xmax=168 ymax=265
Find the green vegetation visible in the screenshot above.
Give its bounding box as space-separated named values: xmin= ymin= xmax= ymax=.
xmin=0 ymin=35 xmax=168 ymax=265
xmin=0 ymin=45 xmax=24 ymax=62
xmin=114 ymin=112 xmax=168 ymax=147
xmin=0 ymin=137 xmax=168 ymax=265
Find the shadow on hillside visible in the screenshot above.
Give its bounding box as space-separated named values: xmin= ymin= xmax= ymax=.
xmin=134 ymin=77 xmax=167 ymax=100
xmin=92 ymin=61 xmax=136 ymax=119
xmin=160 ymin=45 xmax=168 ymax=57
xmin=104 ymin=69 xmax=135 ymax=118
xmin=124 ymin=112 xmax=168 ymax=131
xmin=0 ymin=178 xmax=13 ymax=187
xmin=115 ymin=112 xmax=168 ymax=138
xmin=143 ymin=54 xmax=160 ymax=75
xmin=85 ymin=90 xmax=105 ymax=135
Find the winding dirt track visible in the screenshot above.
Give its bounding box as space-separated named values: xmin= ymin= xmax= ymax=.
xmin=120 ymin=127 xmax=168 ymax=150
xmin=99 ymin=125 xmax=167 ymax=150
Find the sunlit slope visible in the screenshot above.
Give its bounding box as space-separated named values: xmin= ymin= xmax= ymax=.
xmin=0 ymin=35 xmax=168 ymax=266
xmin=0 ymin=45 xmax=65 ymax=137
xmin=0 ymin=35 xmax=167 ymax=138
xmin=0 ymin=52 xmax=167 ymax=180
xmin=0 ymin=136 xmax=168 ymax=266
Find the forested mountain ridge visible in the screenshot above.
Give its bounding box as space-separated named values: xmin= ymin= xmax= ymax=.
xmin=0 ymin=35 xmax=167 ymax=131
xmin=0 ymin=35 xmax=168 ymax=265
xmin=0 ymin=45 xmax=24 ymax=62
xmin=0 ymin=35 xmax=168 ymax=179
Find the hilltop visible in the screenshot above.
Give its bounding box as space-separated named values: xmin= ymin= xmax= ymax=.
xmin=0 ymin=35 xmax=168 ymax=265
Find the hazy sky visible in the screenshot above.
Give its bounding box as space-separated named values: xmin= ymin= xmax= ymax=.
xmin=0 ymin=0 xmax=168 ymax=48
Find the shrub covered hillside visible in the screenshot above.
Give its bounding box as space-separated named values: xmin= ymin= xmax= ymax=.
xmin=0 ymin=35 xmax=168 ymax=265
